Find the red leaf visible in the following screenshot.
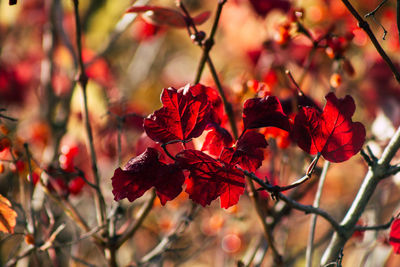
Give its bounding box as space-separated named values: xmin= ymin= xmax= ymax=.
xmin=293 ymin=92 xmax=366 ymax=162
xmin=220 ymin=131 xmax=268 ymax=172
xmin=249 ymin=0 xmax=291 ymax=17
xmin=144 ymin=85 xmax=211 ymax=143
xmin=112 ymin=148 xmax=185 ymax=205
xmin=201 ymin=125 xmax=233 ymax=157
xmin=190 ymin=84 xmax=224 ymax=125
xmin=390 ymin=219 xmax=400 ymax=254
xmin=126 ymin=6 xmax=210 ymax=28
xmin=243 ymin=96 xmax=291 ymax=131
xmin=176 ymin=150 xmax=245 ymax=209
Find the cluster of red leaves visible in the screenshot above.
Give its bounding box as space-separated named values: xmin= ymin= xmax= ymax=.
xmin=112 ymin=83 xmax=365 ymax=209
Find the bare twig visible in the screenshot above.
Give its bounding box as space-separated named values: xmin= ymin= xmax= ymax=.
xmin=71 ymin=0 xmax=107 ymax=227
xmin=246 ymin=177 xmax=283 ymax=265
xmin=139 ymin=203 xmax=199 ymax=265
xmin=193 ymin=0 xmax=227 ymax=83
xmin=365 ymin=0 xmax=389 ymax=18
xmin=341 ymin=0 xmax=400 ymax=83
xmin=277 ymin=192 xmax=343 ymax=235
xmin=24 ymin=143 xmax=37 ymax=236
xmin=306 ymin=160 xmax=330 ymax=267
xmin=397 ymin=0 xmax=400 ymax=44
xmin=116 ymin=190 xmax=156 ymax=248
xmin=354 ymin=217 xmax=394 ymax=231
xmin=180 ymin=0 xmax=238 ymax=139
xmin=242 ymin=170 xmax=343 ymax=235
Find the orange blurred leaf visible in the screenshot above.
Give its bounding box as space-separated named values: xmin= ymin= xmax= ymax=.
xmin=0 ymin=194 xmax=17 ymax=234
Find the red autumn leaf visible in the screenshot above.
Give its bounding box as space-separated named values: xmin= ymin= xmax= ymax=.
xmin=249 ymin=0 xmax=291 ymax=17
xmin=176 ymin=149 xmax=245 ymax=209
xmin=144 ymin=85 xmax=211 ymax=143
xmin=112 ymin=148 xmax=185 ymax=205
xmin=220 ymin=131 xmax=268 ymax=172
xmin=126 ymin=6 xmax=210 ymax=28
xmin=201 ymin=125 xmax=233 ymax=157
xmin=293 ymin=92 xmax=366 ymax=163
xmin=243 ymin=96 xmax=291 ymax=131
xmin=0 ymin=194 xmax=17 ymax=234
xmin=189 ymin=84 xmax=224 ymax=125
xmin=389 ymin=218 xmax=400 ymax=254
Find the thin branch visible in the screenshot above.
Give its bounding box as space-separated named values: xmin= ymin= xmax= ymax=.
xmin=246 ymin=177 xmax=283 ymax=265
xmin=286 ymin=70 xmax=304 ymax=95
xmin=240 ymin=155 xmax=319 ymax=196
xmin=397 ymin=0 xmax=400 ymax=44
xmin=365 ymin=0 xmax=389 ymax=39
xmin=5 ymin=246 xmax=35 ymax=267
xmin=192 ymin=0 xmax=227 ymax=84
xmin=71 ymin=0 xmax=107 ymax=227
xmin=354 ymin=217 xmax=394 ymax=231
xmin=206 ymin=57 xmax=238 ymax=139
xmin=139 ymin=203 xmax=199 ymax=265
xmin=306 ymin=160 xmax=330 ymax=267
xmin=365 ymin=0 xmax=389 ymax=18
xmin=180 ymin=0 xmax=238 ymax=140
xmin=387 ymin=164 xmax=400 ymax=176
xmin=24 ymin=143 xmax=37 ymax=236
xmin=242 ymin=170 xmax=343 ymax=235
xmin=341 ymin=0 xmax=400 ymax=83
xmin=39 ymin=223 xmax=66 ymax=251
xmin=116 ymin=190 xmax=156 ymax=248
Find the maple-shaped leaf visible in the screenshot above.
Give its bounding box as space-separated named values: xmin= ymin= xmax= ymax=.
xmin=112 ymin=148 xmax=185 ymax=205
xmin=390 ymin=218 xmax=400 ymax=254
xmin=201 ymin=125 xmax=233 ymax=157
xmin=189 ymin=84 xmax=224 ymax=125
xmin=126 ymin=6 xmax=210 ymax=28
xmin=220 ymin=131 xmax=268 ymax=172
xmin=243 ymin=96 xmax=291 ymax=131
xmin=292 ymin=92 xmax=366 ymax=163
xmin=176 ymin=149 xmax=245 ymax=209
xmin=144 ymin=85 xmax=211 ymax=143
xmin=0 ymin=194 xmax=17 ymax=234
xmin=249 ymin=0 xmax=291 ymax=17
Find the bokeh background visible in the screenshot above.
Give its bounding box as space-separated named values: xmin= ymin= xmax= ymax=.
xmin=1 ymin=0 xmax=400 ymax=266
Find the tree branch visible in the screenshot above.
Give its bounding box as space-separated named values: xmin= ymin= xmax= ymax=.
xmin=71 ymin=0 xmax=107 ymax=227
xmin=242 ymin=170 xmax=343 ymax=235
xmin=321 ymin=126 xmax=400 ymax=265
xmin=341 ymin=0 xmax=400 ymax=83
